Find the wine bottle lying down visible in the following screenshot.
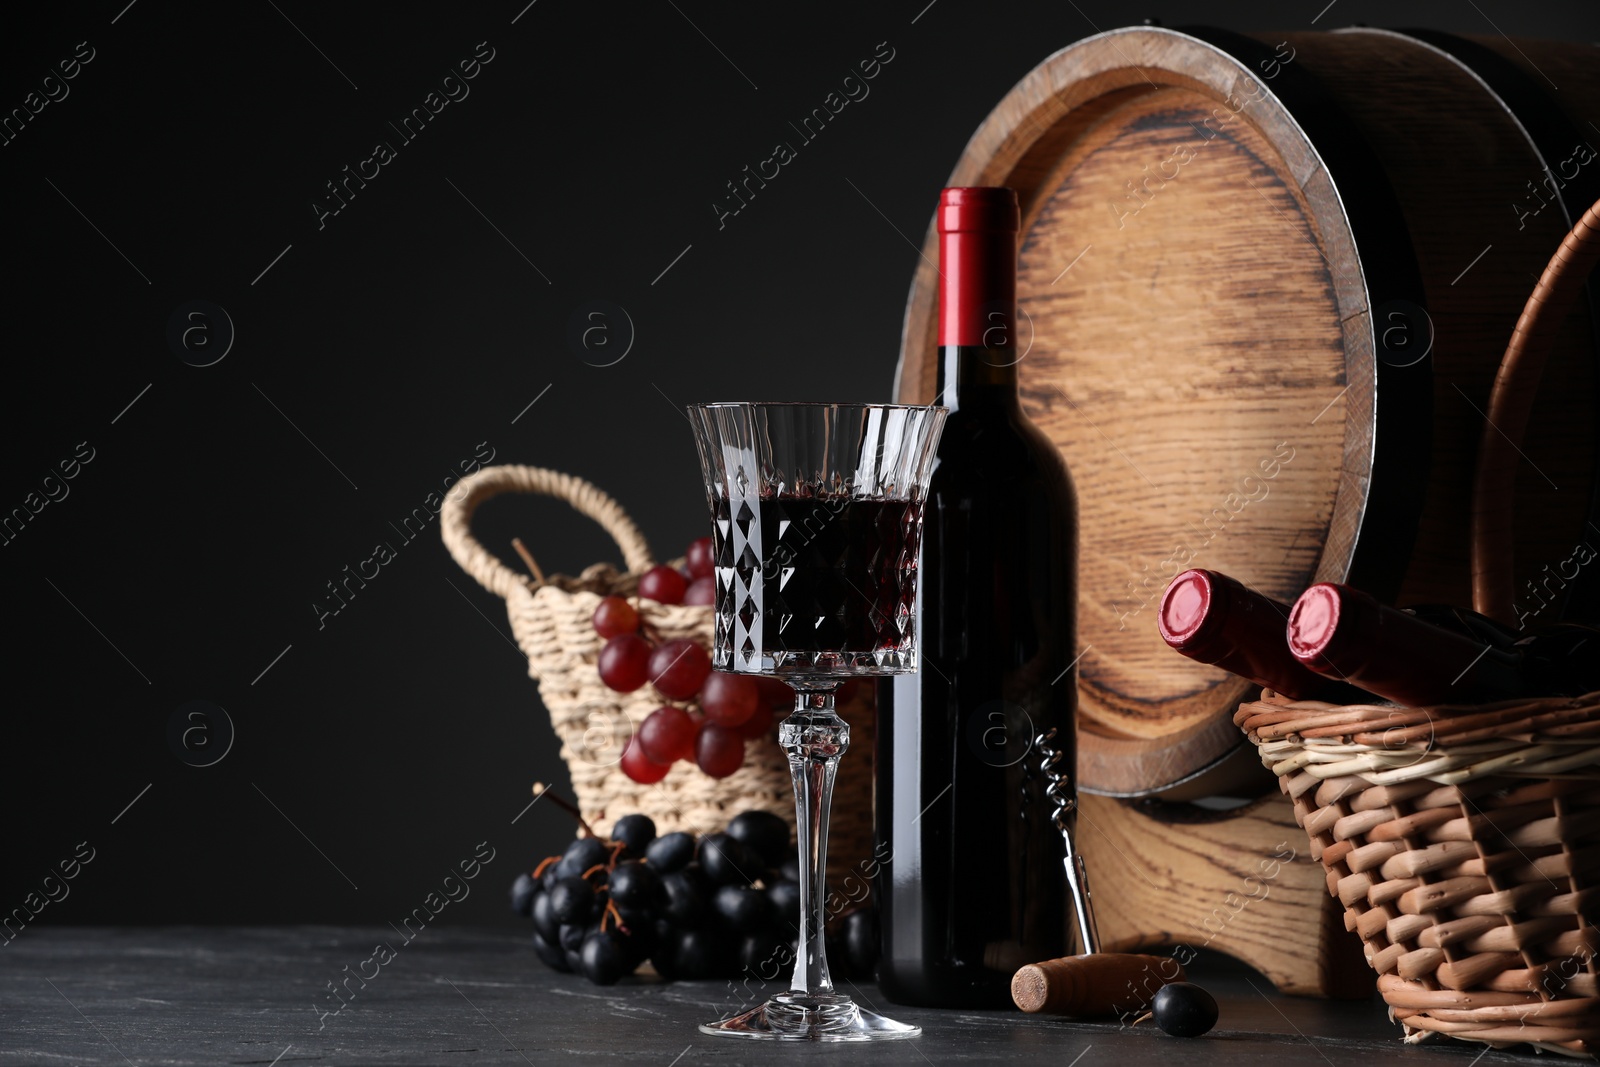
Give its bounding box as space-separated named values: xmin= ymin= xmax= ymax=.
xmin=1158 ymin=568 xmax=1600 ymax=706
xmin=1288 ymin=581 xmax=1600 ymax=706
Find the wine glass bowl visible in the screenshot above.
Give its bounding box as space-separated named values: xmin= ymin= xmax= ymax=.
xmin=691 ymin=402 xmax=944 ymax=678
xmin=688 ymin=402 xmax=945 ymax=1042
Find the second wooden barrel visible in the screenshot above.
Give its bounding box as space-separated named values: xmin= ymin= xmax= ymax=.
xmin=893 ymin=26 xmax=1600 ymax=795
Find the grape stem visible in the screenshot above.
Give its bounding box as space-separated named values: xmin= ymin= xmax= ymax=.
xmin=531 ymin=782 xmax=602 ymax=840
xmin=532 ymin=855 xmax=560 ymax=880
xmin=580 ymin=835 xmax=626 ymax=881
xmin=510 ymin=538 xmax=546 ymax=585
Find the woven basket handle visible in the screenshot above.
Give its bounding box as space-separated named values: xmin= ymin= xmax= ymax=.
xmin=1471 ymin=197 xmax=1600 ymax=623
xmin=440 ymin=465 xmax=656 ymax=600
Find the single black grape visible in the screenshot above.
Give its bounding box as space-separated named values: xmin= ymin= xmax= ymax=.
xmin=1152 ymin=982 xmax=1219 ymax=1037
xmin=558 ymin=922 xmax=589 ymax=953
xmin=650 ymin=920 xmax=682 ymax=979
xmin=698 ymin=833 xmax=755 ymax=886
xmin=714 ymin=885 xmax=771 ymax=934
xmin=616 ymin=904 xmax=658 ymax=932
xmin=645 ymin=831 xmax=696 ymax=873
xmin=531 ymin=889 xmax=562 ymax=944
xmin=548 ymin=876 xmax=598 ymax=925
xmin=609 ymin=861 xmax=663 ymax=910
xmin=662 ymin=869 xmax=710 ymax=927
xmin=569 ymin=835 xmax=612 ymax=863
xmin=614 ymin=911 xmax=657 ymax=965
xmin=841 ymin=908 xmax=879 ymax=977
xmin=533 ymin=856 xmax=562 ymax=890
xmin=738 ymin=930 xmax=794 ymax=980
xmin=726 ymin=810 xmax=790 ymax=867
xmin=766 ymin=881 xmax=801 ymax=932
xmin=510 ymin=873 xmax=538 ymax=918
xmin=670 ymin=928 xmax=721 ymax=979
xmin=555 ymin=837 xmax=610 ymax=880
xmin=611 ymin=813 xmax=657 ymax=857
xmin=778 ymin=856 xmax=801 ymax=883
xmin=532 ymin=932 xmax=570 ymax=972
xmin=581 ymin=929 xmax=630 ymax=985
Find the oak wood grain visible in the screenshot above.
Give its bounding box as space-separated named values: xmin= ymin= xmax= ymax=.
xmin=895 ymin=27 xmax=1598 ymax=796
xmin=1078 ymin=791 xmax=1372 ymax=998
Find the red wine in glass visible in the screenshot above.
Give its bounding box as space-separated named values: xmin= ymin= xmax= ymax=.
xmin=710 ymin=494 xmax=923 ymax=660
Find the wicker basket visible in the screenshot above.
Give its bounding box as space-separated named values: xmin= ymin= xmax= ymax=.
xmin=440 ymin=464 xmax=877 ymax=877
xmin=1235 ymin=199 xmax=1600 ymax=1055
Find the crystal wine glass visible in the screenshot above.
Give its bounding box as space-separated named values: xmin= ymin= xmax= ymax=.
xmin=688 ymin=401 xmax=946 ymax=1042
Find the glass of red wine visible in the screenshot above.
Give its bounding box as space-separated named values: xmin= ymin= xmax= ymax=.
xmin=688 ymin=401 xmax=946 ymax=1042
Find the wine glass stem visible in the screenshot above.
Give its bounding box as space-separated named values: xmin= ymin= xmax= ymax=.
xmin=780 ymin=682 xmax=847 ymax=999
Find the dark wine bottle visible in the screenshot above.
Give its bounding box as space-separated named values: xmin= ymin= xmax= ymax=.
xmin=1288 ymin=582 xmax=1600 ymax=705
xmin=1158 ymin=569 xmax=1373 ymax=702
xmin=875 ymin=187 xmax=1078 ymax=1008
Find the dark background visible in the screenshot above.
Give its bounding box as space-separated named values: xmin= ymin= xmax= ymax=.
xmin=4 ymin=0 xmax=1597 ymax=929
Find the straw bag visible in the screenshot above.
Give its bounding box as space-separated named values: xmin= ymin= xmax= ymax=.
xmin=440 ymin=464 xmax=877 ymax=876
xmin=1235 ymin=200 xmax=1600 ymax=1055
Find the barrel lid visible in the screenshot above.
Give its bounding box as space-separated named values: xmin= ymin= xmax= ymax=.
xmin=897 ymin=25 xmax=1597 ymax=794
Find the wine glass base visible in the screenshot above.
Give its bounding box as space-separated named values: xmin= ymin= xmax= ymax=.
xmin=699 ymin=992 xmax=921 ymax=1042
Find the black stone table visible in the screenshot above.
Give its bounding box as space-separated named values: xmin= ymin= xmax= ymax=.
xmin=0 ymin=928 xmax=1541 ymax=1065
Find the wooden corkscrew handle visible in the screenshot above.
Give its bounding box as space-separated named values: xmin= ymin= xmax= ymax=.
xmin=1011 ymin=953 xmax=1185 ymax=1016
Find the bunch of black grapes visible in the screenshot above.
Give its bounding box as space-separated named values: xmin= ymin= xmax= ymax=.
xmin=510 ymin=810 xmax=880 ymax=986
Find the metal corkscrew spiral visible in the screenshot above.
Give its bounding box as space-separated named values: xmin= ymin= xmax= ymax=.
xmin=1035 ymin=727 xmax=1099 ymax=954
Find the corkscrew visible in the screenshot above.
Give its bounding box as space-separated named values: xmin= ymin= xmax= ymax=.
xmin=1013 ymin=731 xmax=1201 ymax=1018
xmin=1035 ymin=727 xmax=1099 ymax=954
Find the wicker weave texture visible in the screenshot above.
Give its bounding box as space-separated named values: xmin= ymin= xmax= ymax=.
xmin=1238 ymin=694 xmax=1600 ymax=1056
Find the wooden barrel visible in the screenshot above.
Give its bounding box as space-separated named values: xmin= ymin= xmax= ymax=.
xmin=893 ymin=27 xmax=1600 ymax=796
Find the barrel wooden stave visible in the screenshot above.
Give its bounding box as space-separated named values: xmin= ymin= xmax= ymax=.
xmin=895 ymin=27 xmax=1600 ymax=795
xmin=1279 ymin=29 xmax=1595 ymax=616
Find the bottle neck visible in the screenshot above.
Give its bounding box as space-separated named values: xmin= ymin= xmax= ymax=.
xmin=937 ymin=224 xmax=1019 ymax=413
xmin=938 ymin=345 xmax=1020 ymax=412
xmin=1289 ymin=585 xmax=1527 ymax=704
xmin=1158 ymin=569 xmax=1370 ymax=702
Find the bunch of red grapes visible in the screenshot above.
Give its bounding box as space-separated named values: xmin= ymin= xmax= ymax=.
xmin=594 ymin=536 xmax=792 ymax=783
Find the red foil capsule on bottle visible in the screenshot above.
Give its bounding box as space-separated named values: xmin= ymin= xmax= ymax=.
xmin=1158 ymin=568 xmax=1362 ymax=701
xmin=937 ymin=187 xmax=1019 ymax=347
xmin=1288 ymin=583 xmax=1524 ymax=706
